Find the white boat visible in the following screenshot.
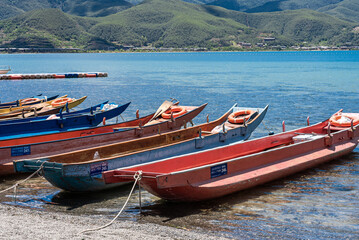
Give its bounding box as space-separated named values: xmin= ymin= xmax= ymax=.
xmin=0 ymin=66 xmax=11 ymax=74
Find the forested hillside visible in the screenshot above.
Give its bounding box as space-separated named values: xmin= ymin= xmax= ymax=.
xmin=0 ymin=0 xmax=358 ymax=50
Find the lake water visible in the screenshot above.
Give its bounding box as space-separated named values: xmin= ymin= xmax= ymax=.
xmin=0 ymin=51 xmax=359 ymax=239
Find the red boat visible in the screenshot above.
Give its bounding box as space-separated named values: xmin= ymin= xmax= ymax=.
xmin=0 ymin=101 xmax=206 ymax=175
xmin=103 ymin=110 xmax=359 ymax=202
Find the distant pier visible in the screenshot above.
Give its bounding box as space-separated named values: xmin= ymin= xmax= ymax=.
xmin=0 ymin=72 xmax=108 ymax=80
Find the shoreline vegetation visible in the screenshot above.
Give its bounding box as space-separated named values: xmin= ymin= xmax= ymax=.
xmin=0 ymin=47 xmax=358 ymax=54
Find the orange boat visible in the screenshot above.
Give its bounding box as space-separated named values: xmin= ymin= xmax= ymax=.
xmin=103 ymin=110 xmax=359 ymax=202
xmin=2 ymin=101 xmax=206 ymax=175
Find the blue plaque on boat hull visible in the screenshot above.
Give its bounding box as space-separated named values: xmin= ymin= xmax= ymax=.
xmin=11 ymin=146 xmax=31 ymax=157
xmin=90 ymin=162 xmax=108 ymax=176
xmin=211 ymin=163 xmax=227 ymax=179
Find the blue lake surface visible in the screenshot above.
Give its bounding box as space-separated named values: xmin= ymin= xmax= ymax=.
xmin=0 ymin=51 xmax=358 ymax=239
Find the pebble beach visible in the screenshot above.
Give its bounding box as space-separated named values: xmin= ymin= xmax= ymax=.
xmin=0 ymin=204 xmax=229 ymax=239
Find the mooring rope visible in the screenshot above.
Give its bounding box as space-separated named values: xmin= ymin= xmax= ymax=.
xmin=0 ymin=161 xmax=45 ymax=195
xmin=79 ymin=170 xmax=143 ymax=234
xmin=261 ymin=120 xmax=274 ymax=135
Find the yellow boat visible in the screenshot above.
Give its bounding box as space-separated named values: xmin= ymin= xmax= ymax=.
xmin=0 ymin=95 xmax=68 ymax=115
xmin=0 ymin=96 xmax=87 ymax=119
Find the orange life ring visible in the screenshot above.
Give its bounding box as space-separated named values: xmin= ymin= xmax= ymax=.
xmin=228 ymin=110 xmax=255 ymax=124
xmin=329 ymin=114 xmax=359 ymax=127
xmin=161 ymin=106 xmax=187 ymax=119
xmin=21 ymin=98 xmax=40 ymax=103
xmin=51 ymin=97 xmax=73 ymax=107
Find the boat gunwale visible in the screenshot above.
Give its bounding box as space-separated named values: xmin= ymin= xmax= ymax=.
xmin=5 ymin=103 xmax=207 ymax=147
xmin=0 ymin=112 xmax=155 ymax=148
xmin=57 ymin=103 xmax=227 ymax=166
xmin=156 ymin=120 xmax=359 ymax=178
xmin=104 ymin=105 xmax=268 ymax=172
xmin=12 ymin=103 xmax=208 ymax=165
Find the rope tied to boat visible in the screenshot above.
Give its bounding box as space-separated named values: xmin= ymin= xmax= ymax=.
xmin=133 ymin=170 xmax=142 ymax=181
xmin=0 ymin=161 xmax=46 ymax=199
xmin=79 ymin=170 xmax=143 ymax=235
xmin=261 ymin=120 xmax=274 ymax=135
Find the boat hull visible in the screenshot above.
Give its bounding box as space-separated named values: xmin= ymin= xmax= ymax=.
xmin=103 ymin=118 xmax=359 ymax=202
xmin=0 ymin=101 xmax=129 ymax=139
xmin=144 ymin=138 xmax=357 ymax=201
xmin=15 ymin=105 xmax=267 ymax=191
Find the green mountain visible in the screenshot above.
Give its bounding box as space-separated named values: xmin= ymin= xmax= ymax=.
xmin=0 ymin=0 xmax=358 ymax=50
xmin=0 ymin=9 xmax=117 ymax=49
xmin=126 ymin=0 xmax=215 ymax=4
xmin=91 ymin=0 xmax=357 ymax=47
xmin=61 ymin=0 xmax=133 ymax=17
xmin=200 ymin=5 xmax=358 ymax=44
xmin=318 ymin=0 xmax=359 ymax=23
xmin=0 ymin=0 xmax=132 ymax=20
xmin=2 ymin=0 xmax=359 ymax=24
xmin=207 ymin=0 xmax=342 ymax=12
xmin=207 ymin=0 xmax=359 ymax=23
xmin=89 ymin=0 xmax=251 ymax=47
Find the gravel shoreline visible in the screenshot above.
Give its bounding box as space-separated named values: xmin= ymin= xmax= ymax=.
xmin=0 ymin=204 xmax=230 ymax=239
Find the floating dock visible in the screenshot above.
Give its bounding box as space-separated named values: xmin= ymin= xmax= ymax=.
xmin=0 ymin=72 xmax=108 ymax=80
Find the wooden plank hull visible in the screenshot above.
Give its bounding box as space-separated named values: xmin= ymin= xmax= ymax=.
xmin=14 ymin=105 xmax=267 ymax=191
xmin=103 ymin=116 xmax=359 ymax=202
xmin=10 ymin=103 xmax=207 ymax=176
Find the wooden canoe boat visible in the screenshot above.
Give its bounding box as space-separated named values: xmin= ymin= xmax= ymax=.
xmin=0 ymin=102 xmax=130 ymax=139
xmin=0 ymin=96 xmax=87 ymax=119
xmin=8 ymin=102 xmax=206 ymax=176
xmin=0 ymin=101 xmax=109 ymax=124
xmin=103 ymin=111 xmax=359 ymax=202
xmin=0 ymin=95 xmax=67 ymax=114
xmin=0 ymin=95 xmax=59 ymax=108
xmin=0 ymin=95 xmax=68 ymax=116
xmin=14 ymin=105 xmax=267 ymax=191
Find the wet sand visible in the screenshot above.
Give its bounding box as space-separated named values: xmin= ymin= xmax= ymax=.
xmin=0 ymin=204 xmax=230 ymax=239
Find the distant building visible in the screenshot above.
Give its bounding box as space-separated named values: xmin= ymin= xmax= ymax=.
xmin=263 ymin=37 xmax=276 ymax=42
xmin=122 ymin=45 xmax=134 ymax=50
xmin=239 ymin=42 xmax=252 ymax=48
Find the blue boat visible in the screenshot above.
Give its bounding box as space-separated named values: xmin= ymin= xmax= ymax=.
xmin=0 ymin=101 xmax=109 ymax=125
xmin=14 ymin=105 xmax=268 ymax=192
xmin=0 ymin=102 xmax=130 ymax=140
